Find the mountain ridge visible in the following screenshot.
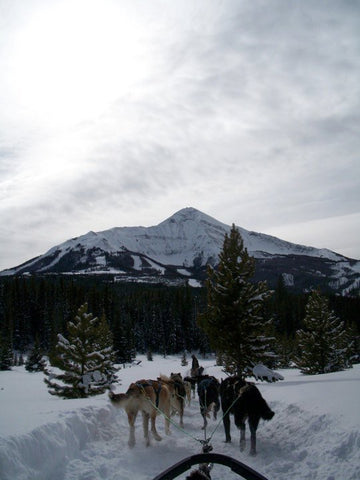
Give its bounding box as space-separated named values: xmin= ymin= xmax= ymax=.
xmin=1 ymin=207 xmax=359 ymax=295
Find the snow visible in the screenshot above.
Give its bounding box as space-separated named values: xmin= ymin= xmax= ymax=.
xmin=1 ymin=356 xmax=359 ymax=480
xmin=145 ymin=259 xmax=166 ymax=275
xmin=252 ymin=364 xmax=284 ymax=382
xmin=95 ymin=256 xmax=106 ymax=267
xmin=282 ymin=273 xmax=294 ymax=287
xmin=131 ymin=255 xmax=142 ymax=271
xmin=177 ymin=269 xmax=191 ymax=276
xmin=4 ymin=207 xmax=358 ymax=278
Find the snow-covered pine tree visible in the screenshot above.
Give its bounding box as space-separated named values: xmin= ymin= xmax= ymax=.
xmin=25 ymin=336 xmax=46 ymax=372
xmin=295 ymin=290 xmax=352 ymax=374
xmin=181 ymin=351 xmax=188 ymax=366
xmin=198 ymin=224 xmax=275 ymax=377
xmin=93 ymin=312 xmax=118 ymax=385
xmin=44 ymin=303 xmax=118 ymax=398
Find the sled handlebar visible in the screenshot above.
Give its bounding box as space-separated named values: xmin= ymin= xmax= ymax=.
xmin=151 ymin=452 xmax=269 ymax=480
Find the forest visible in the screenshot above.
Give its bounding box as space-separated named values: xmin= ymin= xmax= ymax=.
xmin=0 ymin=274 xmax=359 ymax=369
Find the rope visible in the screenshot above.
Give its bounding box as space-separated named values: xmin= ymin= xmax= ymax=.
xmin=137 ymin=380 xmax=241 ymax=452
xmin=200 ymin=383 xmax=241 ymax=444
xmin=137 ymin=383 xmax=202 ymax=445
xmin=146 ymin=388 xmax=203 ymax=443
xmin=206 ymin=392 xmax=240 ymax=442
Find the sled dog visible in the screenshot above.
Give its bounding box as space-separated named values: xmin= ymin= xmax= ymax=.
xmin=109 ymin=378 xmax=171 ymax=447
xmin=220 ymin=377 xmax=274 ymax=455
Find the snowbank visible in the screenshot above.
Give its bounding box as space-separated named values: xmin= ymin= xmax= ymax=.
xmin=0 ymin=357 xmax=359 ymax=480
xmin=0 ymin=406 xmax=115 ymax=480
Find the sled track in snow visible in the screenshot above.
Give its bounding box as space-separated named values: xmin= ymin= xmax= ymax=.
xmin=1 ymin=398 xmax=359 ymax=480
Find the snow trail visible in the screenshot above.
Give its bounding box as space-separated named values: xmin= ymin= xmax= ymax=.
xmin=1 ymin=358 xmax=359 ymax=480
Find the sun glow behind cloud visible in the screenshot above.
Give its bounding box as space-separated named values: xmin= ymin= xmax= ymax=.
xmin=0 ymin=0 xmax=359 ymax=270
xmin=9 ymin=0 xmax=152 ymax=127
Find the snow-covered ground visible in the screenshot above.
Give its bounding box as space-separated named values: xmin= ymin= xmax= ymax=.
xmin=0 ymin=356 xmax=359 ymax=480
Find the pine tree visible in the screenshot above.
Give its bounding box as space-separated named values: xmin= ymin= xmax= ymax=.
xmin=112 ymin=311 xmax=135 ymax=364
xmin=295 ymin=290 xmax=352 ymax=374
xmin=94 ymin=312 xmax=118 ymax=383
xmin=0 ymin=328 xmax=13 ymax=371
xmin=181 ymin=351 xmax=188 ymax=366
xmin=274 ymin=333 xmax=297 ymax=368
xmin=44 ymin=303 xmax=118 ymax=398
xmin=25 ymin=336 xmax=46 ymax=372
xmin=198 ymin=224 xmax=274 ymax=377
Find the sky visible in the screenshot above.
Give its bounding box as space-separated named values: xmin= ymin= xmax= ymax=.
xmin=1 ymin=356 xmax=359 ymax=479
xmin=0 ymin=0 xmax=359 ymax=271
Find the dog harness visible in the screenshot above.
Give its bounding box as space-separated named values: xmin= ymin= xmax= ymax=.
xmin=136 ymin=380 xmax=162 ymax=408
xmin=198 ymin=377 xmax=215 ymax=394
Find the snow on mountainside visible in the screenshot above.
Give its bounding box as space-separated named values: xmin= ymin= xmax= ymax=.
xmin=1 ymin=207 xmax=359 ymax=295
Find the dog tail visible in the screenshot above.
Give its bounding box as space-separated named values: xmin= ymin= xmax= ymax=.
xmin=108 ymin=390 xmax=128 ymax=406
xmin=260 ymin=397 xmax=275 ymax=420
xmin=239 ymin=384 xmax=275 ymax=421
xmin=262 ymin=406 xmax=275 ymax=421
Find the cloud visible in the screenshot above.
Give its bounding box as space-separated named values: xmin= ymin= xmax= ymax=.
xmin=0 ymin=0 xmax=359 ymax=270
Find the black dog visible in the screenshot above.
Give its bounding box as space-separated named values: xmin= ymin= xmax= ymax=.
xmin=186 ymin=463 xmax=212 ymax=480
xmin=184 ymin=366 xmax=204 ymax=399
xmin=197 ymin=375 xmax=220 ymax=430
xmin=220 ymin=377 xmax=274 ymax=455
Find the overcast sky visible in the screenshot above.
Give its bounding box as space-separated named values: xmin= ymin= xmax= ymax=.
xmin=0 ymin=0 xmax=359 ymax=271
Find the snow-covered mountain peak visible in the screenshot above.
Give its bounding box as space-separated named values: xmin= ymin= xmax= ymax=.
xmin=160 ymin=207 xmax=226 ymax=227
xmin=155 ymin=207 xmax=227 ymax=237
xmin=1 ymin=207 xmax=359 ymax=295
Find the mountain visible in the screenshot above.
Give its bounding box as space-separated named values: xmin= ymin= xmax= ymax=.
xmin=1 ymin=207 xmax=359 ymax=294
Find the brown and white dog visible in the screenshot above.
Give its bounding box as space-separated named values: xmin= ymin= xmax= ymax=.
xmin=184 ymin=380 xmax=192 ymax=406
xmin=160 ymin=373 xmax=187 ymax=428
xmin=109 ymin=378 xmax=171 ymax=447
xmin=172 ymin=372 xmax=191 ymax=406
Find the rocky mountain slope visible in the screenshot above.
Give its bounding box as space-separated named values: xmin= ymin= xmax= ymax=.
xmin=1 ymin=207 xmax=359 ymax=294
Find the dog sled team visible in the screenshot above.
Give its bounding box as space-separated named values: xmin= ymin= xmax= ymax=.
xmin=108 ymin=354 xmax=274 ymax=456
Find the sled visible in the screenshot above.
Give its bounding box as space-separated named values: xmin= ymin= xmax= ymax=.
xmin=151 ymin=452 xmax=269 ymax=480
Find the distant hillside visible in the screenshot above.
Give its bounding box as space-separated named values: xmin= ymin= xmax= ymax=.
xmin=1 ymin=207 xmax=359 ymax=295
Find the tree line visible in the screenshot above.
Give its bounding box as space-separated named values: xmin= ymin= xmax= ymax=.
xmin=0 ymin=228 xmax=359 ymax=375
xmin=0 ymin=276 xmax=209 ymax=368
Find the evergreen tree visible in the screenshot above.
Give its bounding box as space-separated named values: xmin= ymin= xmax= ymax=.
xmin=95 ymin=312 xmax=118 ymax=382
xmin=44 ymin=303 xmax=117 ymax=398
xmin=25 ymin=336 xmax=46 ymax=372
xmin=181 ymin=351 xmax=188 ymax=366
xmin=112 ymin=309 xmax=135 ymax=363
xmin=274 ymin=333 xmax=297 ymax=368
xmin=0 ymin=328 xmax=13 ymax=370
xmin=295 ymin=290 xmax=352 ymax=374
xmin=198 ymin=224 xmax=274 ymax=377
